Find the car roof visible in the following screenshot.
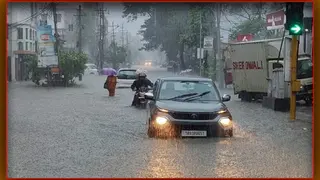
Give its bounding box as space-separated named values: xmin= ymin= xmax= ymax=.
xmin=158 ymin=76 xmax=212 ymax=82
xmin=118 ymin=68 xmax=137 ymax=71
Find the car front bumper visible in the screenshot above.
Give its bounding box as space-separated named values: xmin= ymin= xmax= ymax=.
xmin=150 ymin=112 xmax=233 ymax=136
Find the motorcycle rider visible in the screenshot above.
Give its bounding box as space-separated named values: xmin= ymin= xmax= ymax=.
xmin=131 ymin=71 xmax=153 ymax=106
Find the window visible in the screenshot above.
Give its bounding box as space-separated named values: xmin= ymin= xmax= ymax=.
xmin=33 ymin=31 xmax=36 ymax=40
xmin=18 ymin=42 xmax=23 ymax=50
xmin=297 ymin=58 xmax=312 ymax=79
xmin=29 ymin=29 xmax=32 ymax=40
xmin=56 ymin=14 xmax=62 ymax=22
xmin=25 ymin=28 xmax=28 ymax=39
xmin=25 ymin=42 xmax=28 ymax=50
xmin=117 ymin=70 xmax=137 ymax=79
xmin=30 ymin=42 xmax=32 ymax=51
xmin=159 ymin=80 xmax=218 ymax=101
xmin=17 ymin=28 xmax=23 ymax=39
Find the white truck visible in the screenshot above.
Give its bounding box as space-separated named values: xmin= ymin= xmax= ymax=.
xmin=228 ymin=37 xmax=312 ymax=105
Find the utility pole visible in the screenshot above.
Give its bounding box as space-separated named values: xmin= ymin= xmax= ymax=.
xmin=96 ymin=5 xmax=107 ymax=71
xmin=110 ymin=21 xmax=118 ymax=43
xmin=216 ymin=3 xmax=224 ymax=88
xmin=199 ymin=9 xmax=202 ymax=77
xmin=74 ymin=5 xmax=85 ymax=53
xmin=120 ymin=23 xmax=124 ymax=47
xmin=52 ymin=3 xmax=59 ymax=56
xmin=126 ymin=31 xmax=129 ymax=48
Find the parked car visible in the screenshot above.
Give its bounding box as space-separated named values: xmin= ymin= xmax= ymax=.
xmin=145 ymin=77 xmax=233 ymax=138
xmin=116 ymin=68 xmax=137 ymax=88
xmin=84 ymin=63 xmax=98 ymax=75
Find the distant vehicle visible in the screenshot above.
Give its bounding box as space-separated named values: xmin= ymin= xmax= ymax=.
xmin=144 ymin=61 xmax=152 ymax=66
xmin=144 ymin=77 xmax=233 ymax=138
xmin=84 ymin=63 xmax=98 ymax=75
xmin=116 ymin=68 xmax=137 ymax=88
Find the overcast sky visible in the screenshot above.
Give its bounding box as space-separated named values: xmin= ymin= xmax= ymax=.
xmin=105 ymin=3 xmax=147 ymax=37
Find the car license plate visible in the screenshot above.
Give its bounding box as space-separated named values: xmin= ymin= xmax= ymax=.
xmin=181 ymin=130 xmax=207 ymax=137
xmin=308 ymin=90 xmax=312 ymax=93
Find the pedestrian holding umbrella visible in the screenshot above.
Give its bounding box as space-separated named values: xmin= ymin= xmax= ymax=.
xmin=103 ymin=68 xmax=117 ymax=96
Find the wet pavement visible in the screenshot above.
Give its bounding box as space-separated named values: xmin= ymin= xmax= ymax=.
xmin=8 ymin=67 xmax=312 ymax=178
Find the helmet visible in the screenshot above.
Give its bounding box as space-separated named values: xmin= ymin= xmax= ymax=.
xmin=139 ymin=72 xmax=147 ymax=77
xmin=136 ymin=69 xmax=147 ymax=77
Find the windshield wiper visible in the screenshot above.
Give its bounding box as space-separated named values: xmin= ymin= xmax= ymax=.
xmin=166 ymin=93 xmax=198 ymax=100
xmin=183 ymin=91 xmax=211 ymax=102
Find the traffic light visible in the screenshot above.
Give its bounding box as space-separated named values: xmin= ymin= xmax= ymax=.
xmin=285 ymin=3 xmax=304 ymax=35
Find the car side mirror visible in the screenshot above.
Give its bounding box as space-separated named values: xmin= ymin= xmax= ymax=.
xmin=222 ymin=94 xmax=231 ymax=102
xmin=145 ymin=92 xmax=154 ymax=100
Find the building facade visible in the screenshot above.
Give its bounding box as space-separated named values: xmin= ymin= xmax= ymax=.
xmin=8 ymin=2 xmax=38 ymax=81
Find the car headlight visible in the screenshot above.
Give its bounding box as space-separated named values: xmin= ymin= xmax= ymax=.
xmin=219 ymin=117 xmax=232 ymax=127
xmin=300 ymin=86 xmax=304 ymax=90
xmin=155 ymin=116 xmax=168 ymax=125
xmin=217 ymin=109 xmax=227 ymax=114
xmin=158 ymin=108 xmax=169 ymax=113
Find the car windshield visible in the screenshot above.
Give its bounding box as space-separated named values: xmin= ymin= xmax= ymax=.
xmin=159 ymin=80 xmax=219 ymax=101
xmin=86 ymin=64 xmax=97 ymax=69
xmin=117 ymin=70 xmax=136 ymax=79
xmin=297 ymin=58 xmax=312 ymax=79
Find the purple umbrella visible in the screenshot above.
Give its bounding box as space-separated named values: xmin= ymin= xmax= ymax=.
xmin=102 ymin=68 xmax=117 ymax=76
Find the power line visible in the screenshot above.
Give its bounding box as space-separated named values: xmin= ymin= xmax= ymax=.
xmin=9 ymin=3 xmax=53 ymax=29
xmin=8 ymin=3 xmax=59 ymax=34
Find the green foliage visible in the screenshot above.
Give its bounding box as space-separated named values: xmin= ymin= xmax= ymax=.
xmin=226 ymin=3 xmax=286 ymax=41
xmin=122 ymin=3 xmax=153 ymax=21
xmin=229 ymin=18 xmax=264 ymax=41
xmin=123 ymin=4 xmax=212 ymax=69
xmin=59 ymin=51 xmax=88 ymax=83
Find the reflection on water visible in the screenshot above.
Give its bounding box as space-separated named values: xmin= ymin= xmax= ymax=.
xmin=138 ymin=139 xmax=184 ymax=178
xmin=138 ymin=121 xmax=251 ymax=178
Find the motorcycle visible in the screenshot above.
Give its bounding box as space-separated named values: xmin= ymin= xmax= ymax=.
xmin=134 ymin=86 xmax=151 ymax=109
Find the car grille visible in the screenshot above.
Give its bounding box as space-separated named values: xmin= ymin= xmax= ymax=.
xmin=176 ymin=124 xmax=218 ymax=131
xmin=168 ymin=112 xmax=217 ymax=120
xmin=304 ymin=84 xmax=312 ymax=91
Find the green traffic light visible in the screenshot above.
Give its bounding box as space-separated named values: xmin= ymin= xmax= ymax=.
xmin=289 ymin=24 xmax=302 ymax=35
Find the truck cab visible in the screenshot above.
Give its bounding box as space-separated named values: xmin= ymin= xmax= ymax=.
xmin=296 ymin=56 xmax=313 ymax=105
xmin=267 ymin=55 xmax=312 ymax=105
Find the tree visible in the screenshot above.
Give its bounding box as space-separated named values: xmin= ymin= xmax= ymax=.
xmin=106 ymin=42 xmax=127 ymax=69
xmin=224 ymin=3 xmax=286 ymax=41
xmin=123 ymin=3 xmax=212 ymax=70
xmin=59 ymin=51 xmax=88 ymax=85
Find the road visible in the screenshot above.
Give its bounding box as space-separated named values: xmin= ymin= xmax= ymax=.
xmin=8 ymin=67 xmax=312 ymax=178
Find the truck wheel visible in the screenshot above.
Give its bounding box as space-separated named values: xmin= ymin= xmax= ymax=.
xmin=241 ymin=92 xmax=252 ymax=102
xmin=246 ymin=93 xmax=252 ymax=102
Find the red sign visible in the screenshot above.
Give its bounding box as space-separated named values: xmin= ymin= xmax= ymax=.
xmin=40 ymin=34 xmax=50 ymax=41
xmin=266 ymin=9 xmax=285 ymax=30
xmin=236 ymin=34 xmax=253 ymax=42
